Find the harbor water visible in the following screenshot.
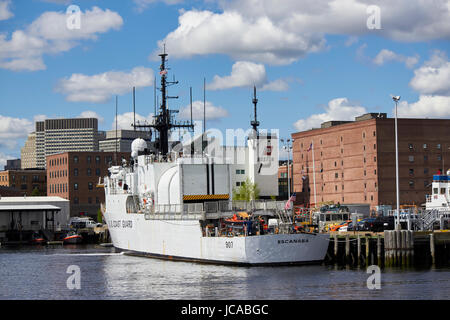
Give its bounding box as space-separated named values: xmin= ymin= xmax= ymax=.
xmin=0 ymin=245 xmax=449 ymax=300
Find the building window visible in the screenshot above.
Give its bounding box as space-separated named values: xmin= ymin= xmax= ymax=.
xmin=423 ymin=143 xmax=427 ymax=150
xmin=408 ymin=143 xmax=413 ymax=150
xmin=74 ymin=197 xmax=79 ymax=204
xmin=437 ymin=144 xmax=441 ymax=150
xmin=74 ymin=183 xmax=78 ymax=190
xmin=409 ymin=180 xmax=414 ymax=188
xmin=96 ymin=168 xmax=101 ymax=176
xmin=74 ymin=156 xmax=79 ymax=163
xmin=87 ymin=168 xmax=92 ymax=176
xmin=408 ymin=156 xmax=414 ymax=162
xmin=374 ymin=144 xmax=376 ymax=150
xmin=334 ymin=161 xmax=337 ymax=167
xmin=362 ymin=132 xmax=365 ymax=138
xmin=437 ymin=154 xmax=442 ymax=161
xmin=87 ymin=156 xmax=91 ymax=164
xmin=335 ymin=173 xmax=338 ymax=178
xmin=374 ymin=156 xmax=376 ymax=162
xmin=74 ymin=168 xmax=78 ymax=176
xmin=88 ymin=182 xmax=93 ymax=190
xmin=374 ymin=169 xmax=377 ymax=175
xmin=335 ymin=185 xmax=337 ymax=191
xmin=96 ymin=197 xmax=100 ymax=204
xmin=364 ymin=170 xmax=366 ymax=176
xmin=424 ymin=180 xmax=429 ymax=188
xmin=424 ymin=155 xmax=428 ymax=161
xmin=236 ymin=182 xmax=241 ymax=187
xmin=371 ymin=195 xmax=374 ymax=201
xmin=424 ymin=168 xmax=429 ymax=174
xmin=409 ymin=169 xmax=414 ymax=176
xmin=95 ymin=156 xmax=101 ymax=164
xmin=21 ymin=175 xmax=26 ymax=182
xmin=88 ymin=197 xmax=92 ymax=204
xmin=21 ymin=184 xmax=27 ymax=190
xmin=441 ymin=188 xmax=446 ymax=195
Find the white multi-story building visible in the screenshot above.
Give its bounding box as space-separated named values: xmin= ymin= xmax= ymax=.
xmin=21 ymin=132 xmax=36 ymax=169
xmin=35 ymin=118 xmax=100 ymax=168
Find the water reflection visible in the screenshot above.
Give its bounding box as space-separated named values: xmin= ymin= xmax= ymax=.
xmin=1 ymin=245 xmax=449 ymax=299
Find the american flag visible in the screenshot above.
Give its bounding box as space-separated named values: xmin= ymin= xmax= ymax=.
xmin=307 ymin=142 xmax=312 ymax=151
xmin=285 ymin=192 xmax=296 ymax=210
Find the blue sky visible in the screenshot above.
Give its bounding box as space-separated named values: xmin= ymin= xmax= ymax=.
xmin=0 ymin=0 xmax=449 ymax=164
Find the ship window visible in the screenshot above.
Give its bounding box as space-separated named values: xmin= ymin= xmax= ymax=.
xmin=441 ymin=188 xmax=446 ymax=195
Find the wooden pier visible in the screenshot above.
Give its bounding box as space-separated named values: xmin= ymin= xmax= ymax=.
xmin=325 ymin=230 xmax=450 ymax=267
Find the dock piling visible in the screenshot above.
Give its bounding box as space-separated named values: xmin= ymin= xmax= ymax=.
xmin=430 ymin=233 xmax=436 ymax=266
xmin=345 ymin=234 xmax=350 ymax=265
xmin=357 ymin=235 xmax=361 ymax=266
xmin=365 ymin=236 xmax=370 ymax=266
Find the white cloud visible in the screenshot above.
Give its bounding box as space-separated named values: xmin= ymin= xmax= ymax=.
xmin=0 ymin=6 xmax=123 ymax=71
xmin=206 ymin=61 xmax=289 ymax=91
xmin=373 ymin=49 xmax=419 ymax=69
xmin=178 ymin=100 xmax=229 ymax=121
xmin=154 ymin=10 xmax=325 ymax=65
xmin=0 ymin=115 xmax=34 ymax=149
xmin=0 ymin=0 xmax=13 ymax=21
xmin=155 ymin=0 xmax=450 ymax=65
xmin=56 ymin=67 xmax=154 ymax=103
xmin=409 ymin=51 xmax=450 ymax=96
xmin=78 ymin=110 xmax=104 ymax=123
xmin=113 ymin=112 xmax=154 ymax=130
xmin=345 ymin=36 xmax=358 ymax=47
xmin=293 ymin=97 xmax=366 ymax=131
xmin=396 ymin=95 xmax=450 ymax=118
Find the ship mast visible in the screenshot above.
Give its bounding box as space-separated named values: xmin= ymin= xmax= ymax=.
xmin=134 ymin=47 xmax=194 ymax=156
xmin=250 ymin=85 xmax=260 ymax=135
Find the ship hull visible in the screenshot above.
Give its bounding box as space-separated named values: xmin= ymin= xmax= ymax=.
xmin=105 ymin=196 xmax=329 ymax=265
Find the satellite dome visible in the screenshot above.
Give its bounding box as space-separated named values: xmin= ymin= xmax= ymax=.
xmin=131 ymin=138 xmax=147 ymax=158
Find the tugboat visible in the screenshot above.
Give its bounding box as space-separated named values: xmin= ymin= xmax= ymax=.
xmin=63 ymin=231 xmax=83 ymax=244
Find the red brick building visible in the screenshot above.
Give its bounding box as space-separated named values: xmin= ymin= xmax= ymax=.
xmin=292 ymin=113 xmax=450 ymax=209
xmin=0 ymin=169 xmax=46 ymax=196
xmin=47 ymin=152 xmax=130 ymax=219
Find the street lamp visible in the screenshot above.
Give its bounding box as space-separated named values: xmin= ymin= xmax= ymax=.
xmin=392 ymin=95 xmax=401 ymax=230
xmin=281 ymin=138 xmax=294 ymax=201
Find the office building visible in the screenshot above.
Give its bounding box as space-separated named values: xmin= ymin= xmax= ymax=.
xmin=99 ymin=129 xmax=151 ymax=153
xmin=35 ymin=118 xmax=100 ymax=168
xmin=21 ymin=132 xmax=37 ymax=169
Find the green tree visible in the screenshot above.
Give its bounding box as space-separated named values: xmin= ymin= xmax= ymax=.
xmin=97 ymin=208 xmax=103 ymax=224
xmin=232 ymin=177 xmax=260 ymax=201
xmin=31 ymin=188 xmax=40 ymax=196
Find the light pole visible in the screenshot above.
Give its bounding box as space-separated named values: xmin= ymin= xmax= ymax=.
xmin=392 ymin=95 xmax=401 ymax=230
xmin=281 ymin=138 xmax=294 ymax=201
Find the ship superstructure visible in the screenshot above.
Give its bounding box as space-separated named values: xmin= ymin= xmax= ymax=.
xmin=102 ymin=51 xmax=329 ymax=265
